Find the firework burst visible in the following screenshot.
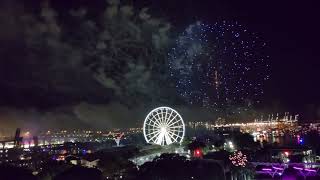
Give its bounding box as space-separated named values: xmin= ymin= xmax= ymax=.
xmin=169 ymin=21 xmax=270 ymax=109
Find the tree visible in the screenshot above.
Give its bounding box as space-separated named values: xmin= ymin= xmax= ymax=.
xmin=37 ymin=160 xmax=72 ymax=180
xmin=138 ymin=154 xmax=224 ymax=180
xmin=138 ymin=153 xmax=190 ymax=180
xmin=54 ymin=166 xmax=104 ymax=180
xmin=0 ymin=165 xmax=37 ymax=180
xmin=94 ymin=147 xmax=139 ymax=178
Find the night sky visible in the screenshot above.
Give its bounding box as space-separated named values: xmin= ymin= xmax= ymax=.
xmin=148 ymin=0 xmax=320 ymax=116
xmin=0 ymin=0 xmax=319 ymax=132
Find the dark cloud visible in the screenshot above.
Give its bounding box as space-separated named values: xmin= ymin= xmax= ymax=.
xmin=0 ymin=106 xmax=83 ymax=134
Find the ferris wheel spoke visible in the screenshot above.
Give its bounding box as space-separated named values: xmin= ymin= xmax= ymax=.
xmin=161 ymin=109 xmax=165 ymax=125
xmin=151 ymin=114 xmax=162 ymax=126
xmin=155 ymin=131 xmax=165 ymax=145
xmin=164 ymin=108 xmax=169 ymax=125
xmin=166 ymin=131 xmax=177 ymax=142
xmin=148 ymin=131 xmax=161 ymax=143
xmin=168 ymin=129 xmax=183 ymax=133
xmin=149 ymin=115 xmax=160 ymax=123
xmin=168 ymin=130 xmax=180 ymax=138
xmin=146 ymin=123 xmax=160 ymax=129
xmin=146 ymin=130 xmax=160 ymax=137
xmin=147 ymin=117 xmax=160 ymax=126
xmin=155 ymin=112 xmax=162 ymax=121
xmin=168 ymin=131 xmax=180 ymax=142
xmin=168 ymin=125 xmax=183 ymax=129
xmin=159 ymin=109 xmax=164 ymax=125
xmin=160 ymin=110 xmax=166 ymax=125
xmin=165 ymin=109 xmax=173 ymax=125
xmin=164 ymin=132 xmax=172 ymax=145
xmin=155 ymin=112 xmax=163 ymax=125
xmin=150 ymin=114 xmax=159 ymax=123
xmin=167 ymin=118 xmax=182 ymax=127
xmin=166 ymin=114 xmax=178 ymax=127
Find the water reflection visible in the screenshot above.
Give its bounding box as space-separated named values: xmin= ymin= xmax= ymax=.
xmin=254 ymin=133 xmax=300 ymax=146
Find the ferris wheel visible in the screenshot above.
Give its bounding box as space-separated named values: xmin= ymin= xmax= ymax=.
xmin=143 ymin=107 xmax=185 ymax=146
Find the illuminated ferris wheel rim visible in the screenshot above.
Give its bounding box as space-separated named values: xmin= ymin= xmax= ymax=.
xmin=143 ymin=106 xmax=185 ymax=146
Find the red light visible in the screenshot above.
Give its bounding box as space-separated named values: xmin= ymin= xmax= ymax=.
xmin=194 ymin=149 xmax=202 ymax=157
